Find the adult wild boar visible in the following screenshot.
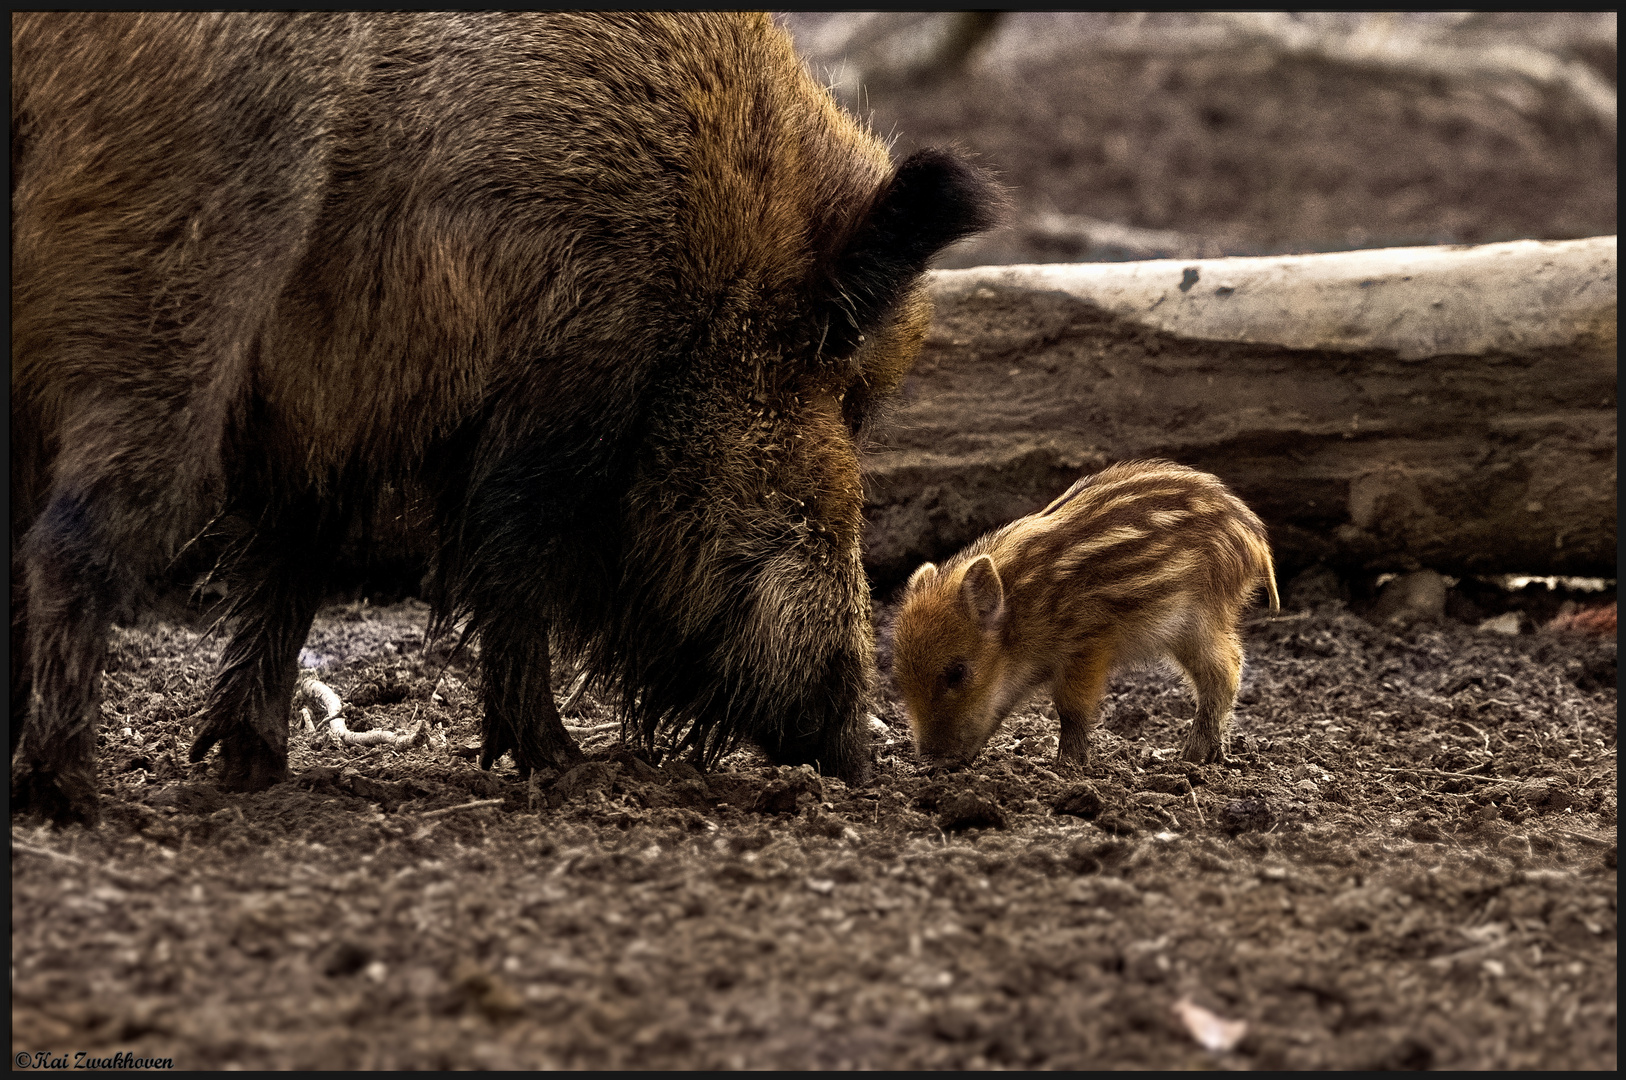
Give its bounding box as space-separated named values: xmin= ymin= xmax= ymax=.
xmin=11 ymin=12 xmax=998 ymax=823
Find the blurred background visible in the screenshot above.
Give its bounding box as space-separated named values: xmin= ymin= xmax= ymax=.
xmin=779 ymin=12 xmax=1617 ymax=267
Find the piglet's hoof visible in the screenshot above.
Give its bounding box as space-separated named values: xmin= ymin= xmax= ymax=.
xmin=1180 ymin=736 xmax=1228 ymax=766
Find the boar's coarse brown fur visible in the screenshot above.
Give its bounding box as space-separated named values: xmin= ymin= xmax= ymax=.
xmin=10 ymin=12 xmax=999 ymax=824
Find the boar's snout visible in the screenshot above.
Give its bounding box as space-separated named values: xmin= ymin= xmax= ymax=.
xmin=725 ymin=544 xmax=876 ymax=785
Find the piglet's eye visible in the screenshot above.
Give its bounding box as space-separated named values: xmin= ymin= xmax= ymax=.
xmin=943 ymin=662 xmax=968 ymax=689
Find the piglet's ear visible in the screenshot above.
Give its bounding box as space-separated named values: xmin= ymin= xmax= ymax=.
xmin=817 ymin=149 xmax=1003 ymax=357
xmin=959 ymin=554 xmax=1005 ymax=633
xmin=906 ymin=561 xmax=939 ymax=594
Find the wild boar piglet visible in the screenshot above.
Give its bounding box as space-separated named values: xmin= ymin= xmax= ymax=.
xmin=893 ymin=460 xmax=1279 ymax=768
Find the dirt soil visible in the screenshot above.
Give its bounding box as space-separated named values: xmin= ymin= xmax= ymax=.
xmin=784 ymin=12 xmax=1618 ymax=268
xmin=10 ymin=583 xmax=1617 ymax=1070
xmin=11 ymin=13 xmax=1617 ymax=1073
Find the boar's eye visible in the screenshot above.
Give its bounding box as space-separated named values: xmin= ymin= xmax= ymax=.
xmin=942 ymin=661 xmax=968 ymax=689
xmin=841 ymin=385 xmax=871 ymax=436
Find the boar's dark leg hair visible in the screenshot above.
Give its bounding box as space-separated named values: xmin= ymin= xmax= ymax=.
xmin=748 ymin=642 xmax=872 ymax=782
xmin=188 ymin=493 xmax=350 ymax=790
xmin=11 ymin=492 xmax=133 ymax=825
xmin=474 ymin=613 xmax=583 ymax=775
xmin=433 ymin=441 xmax=597 ymax=776
xmin=10 ymin=578 xmax=32 ymax=760
xmin=428 ymin=413 xmax=629 ymax=776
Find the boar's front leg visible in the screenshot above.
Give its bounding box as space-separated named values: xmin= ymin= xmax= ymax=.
xmin=189 ymin=505 xmax=338 ymax=791
xmin=12 ymin=492 xmax=132 ymax=825
xmin=476 ymin=613 xmax=583 ymax=776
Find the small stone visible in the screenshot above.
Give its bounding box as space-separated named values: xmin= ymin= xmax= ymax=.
xmin=1369 ymin=570 xmax=1447 ymax=627
xmin=1053 ymin=783 xmax=1105 ymax=820
xmin=1219 ymin=797 xmax=1275 ymax=836
xmin=1477 ymin=611 xmax=1524 ymax=636
xmin=937 ymin=790 xmax=1007 ymax=832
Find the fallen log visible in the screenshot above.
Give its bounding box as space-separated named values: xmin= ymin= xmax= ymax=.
xmin=861 ymin=236 xmax=1616 ymax=589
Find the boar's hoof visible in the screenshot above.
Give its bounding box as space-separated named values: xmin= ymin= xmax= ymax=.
xmin=189 ymin=722 xmax=288 ymax=792
xmin=1056 ymin=737 xmax=1092 ymax=771
xmin=763 ymin=719 xmax=873 ymax=787
xmin=11 ymin=762 xmax=101 ymax=827
xmin=478 ymin=719 xmax=584 ymax=777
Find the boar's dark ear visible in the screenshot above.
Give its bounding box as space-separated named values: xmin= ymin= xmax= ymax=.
xmin=850 ymin=148 xmax=1002 ymax=280
xmin=817 ymin=148 xmax=1002 ymax=357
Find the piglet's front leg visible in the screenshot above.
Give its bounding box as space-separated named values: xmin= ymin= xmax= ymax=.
xmin=1052 ymin=650 xmax=1114 ymax=770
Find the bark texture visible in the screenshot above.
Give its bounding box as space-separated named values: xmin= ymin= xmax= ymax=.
xmin=862 ymin=237 xmax=1617 ymax=589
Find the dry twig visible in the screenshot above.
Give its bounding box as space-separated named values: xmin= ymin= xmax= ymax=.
xmin=12 ymin=838 xmax=161 ymax=890
xmin=1382 ymin=765 xmax=1503 ymax=783
xmin=559 ymin=669 xmax=593 ymax=717
xmin=416 ymin=798 xmax=505 ymax=819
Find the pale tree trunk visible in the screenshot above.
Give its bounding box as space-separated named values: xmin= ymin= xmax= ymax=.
xmin=862 ymin=237 xmax=1617 ymax=589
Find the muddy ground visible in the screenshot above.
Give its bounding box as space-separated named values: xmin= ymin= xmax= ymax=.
xmin=11 ymin=12 xmax=1617 ymax=1073
xmin=10 ymin=580 xmax=1617 ymax=1070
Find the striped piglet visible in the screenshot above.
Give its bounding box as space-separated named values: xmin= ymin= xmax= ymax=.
xmin=893 ymin=460 xmax=1279 ymax=768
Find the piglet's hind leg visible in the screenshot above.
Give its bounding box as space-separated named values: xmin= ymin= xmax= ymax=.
xmin=1171 ymin=624 xmax=1243 ymax=765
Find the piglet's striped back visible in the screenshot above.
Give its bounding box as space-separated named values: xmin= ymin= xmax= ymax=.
xmin=958 ymin=460 xmax=1279 ymax=622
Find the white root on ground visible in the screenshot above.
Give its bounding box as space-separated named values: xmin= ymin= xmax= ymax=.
xmin=557 ymin=670 xmax=625 ymax=749
xmin=565 ymin=721 xmax=622 ymax=736
xmin=558 ymin=669 xmax=592 ymax=717
xmin=416 ymin=798 xmax=505 ymax=819
xmin=295 ymin=675 xmax=428 ymax=750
